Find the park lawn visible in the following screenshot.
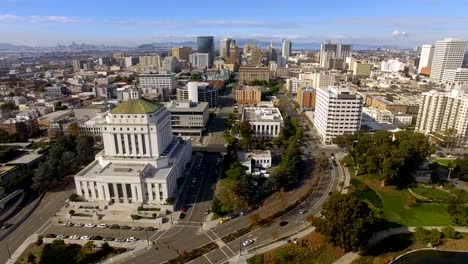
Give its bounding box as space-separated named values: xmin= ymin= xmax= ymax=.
xmin=353 ymin=175 xmax=452 ymax=227
xmin=434 ymin=158 xmax=455 ymax=167
xmin=342 ymin=155 xmax=355 ymax=177
xmin=410 ymin=185 xmax=455 ymax=202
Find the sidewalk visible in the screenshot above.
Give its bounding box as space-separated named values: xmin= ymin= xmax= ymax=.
xmin=336 ymin=153 xmax=350 ymax=194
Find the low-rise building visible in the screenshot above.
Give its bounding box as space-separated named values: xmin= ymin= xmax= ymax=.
xmin=297 ymin=87 xmax=316 ymax=109
xmin=242 ymin=107 xmax=283 ymax=138
xmin=235 ymin=86 xmax=262 ymax=105
xmin=164 ymin=100 xmax=209 ymax=136
xmin=237 ymin=150 xmax=272 ymax=174
xmin=74 ymin=104 xmax=110 ymax=120
xmin=138 ymin=73 xmax=176 ymax=99
xmin=176 ymin=82 xmax=219 ymax=108
xmin=285 ymin=78 xmax=313 ymax=94
xmin=239 ymin=65 xmax=270 ymax=85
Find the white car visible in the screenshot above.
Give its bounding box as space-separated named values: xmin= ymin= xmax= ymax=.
xmin=126 ymin=237 xmax=137 ymax=242
xmin=242 ymin=239 xmax=255 ymax=247
xmin=73 ymin=223 xmax=83 ymax=227
xmin=69 ymin=235 xmax=80 ymax=240
xmin=56 ymin=234 xmax=67 ymax=239
xmin=84 ymin=223 xmax=95 ymax=228
xmin=80 ymin=236 xmax=90 ymax=240
xmin=97 ymin=223 xmax=108 ymax=228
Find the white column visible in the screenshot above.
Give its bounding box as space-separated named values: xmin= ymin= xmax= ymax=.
xmin=83 ymin=181 xmax=90 ymax=200
xmin=147 ymin=183 xmax=154 ymax=202
xmin=75 ymin=180 xmax=82 ymax=197
xmin=97 ymin=183 xmax=104 ymax=200
xmin=104 ymin=184 xmax=110 ymax=202
xmin=113 ymin=183 xmax=119 ymax=203
xmin=145 ymin=134 xmax=151 ymax=157
xmin=136 ymin=184 xmax=144 ymax=202
xmin=155 ymin=183 xmax=161 ymax=203
xmin=138 ymin=134 xmax=143 ymax=156
xmin=161 ymin=183 xmax=168 ymax=202
xmin=131 ymin=135 xmax=137 ymax=155
xmin=89 ymin=181 xmax=96 ymax=200
xmin=131 ymin=184 xmax=137 ymax=202
xmin=122 ymin=183 xmax=128 ymax=203
xmin=124 ymin=134 xmax=130 ymax=156
xmin=117 ymin=134 xmax=123 ymax=156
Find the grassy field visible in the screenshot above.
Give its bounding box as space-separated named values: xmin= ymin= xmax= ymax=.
xmin=351 ymin=175 xmax=452 ymax=226
xmin=410 ymin=185 xmax=456 ymax=202
xmin=353 ymin=232 xmax=468 ymax=264
xmin=342 ymin=155 xmax=355 ymax=177
xmin=434 ymin=158 xmax=456 ymax=167
xmin=247 ymin=232 xmax=345 ymax=264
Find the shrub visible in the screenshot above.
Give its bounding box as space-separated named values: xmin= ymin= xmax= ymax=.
xmin=442 ymin=226 xmax=462 ymax=239
xmin=36 ymin=235 xmax=43 ymax=246
xmin=131 ymin=215 xmax=141 ymax=220
xmin=165 ymin=197 xmax=175 ymax=205
xmin=415 ymin=227 xmax=442 ymax=246
xmin=27 ymin=253 xmax=36 ymax=263
xmin=68 ymin=209 xmax=75 ymax=216
xmin=69 ymin=193 xmax=81 ymax=202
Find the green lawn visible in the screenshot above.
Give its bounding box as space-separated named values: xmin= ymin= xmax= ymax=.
xmin=342 ymin=155 xmax=355 ymax=177
xmin=434 ymin=158 xmax=456 ymax=167
xmin=410 ymin=186 xmax=455 ymax=202
xmin=350 ymin=179 xmax=383 ymax=209
xmin=351 ymin=175 xmax=452 ymax=227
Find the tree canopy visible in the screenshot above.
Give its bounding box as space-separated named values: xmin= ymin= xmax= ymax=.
xmin=315 ymin=193 xmax=377 ymax=252
xmin=339 ymin=131 xmax=435 ymax=187
xmin=453 ymin=157 xmax=468 ymax=181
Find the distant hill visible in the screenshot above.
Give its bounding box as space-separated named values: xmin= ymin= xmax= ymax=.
xmin=0 ymin=43 xmax=32 ymax=51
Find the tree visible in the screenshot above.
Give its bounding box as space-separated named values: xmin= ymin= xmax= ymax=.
xmin=315 ymin=193 xmax=376 ymax=252
xmin=415 ymin=227 xmax=442 ymax=246
xmin=447 ymin=198 xmax=468 ymax=225
xmin=36 ymin=235 xmax=43 ymax=246
xmin=27 ymin=253 xmax=36 ymax=263
xmin=238 ymin=121 xmax=253 ymax=140
xmin=67 ymin=123 xmax=80 ymax=137
xmin=442 ymin=226 xmax=462 ymax=239
xmin=453 ymin=157 xmax=468 ymax=181
xmin=444 ymin=128 xmax=458 ymax=149
xmin=76 ymin=135 xmax=95 ymax=165
xmin=447 ymin=161 xmax=455 ymax=180
xmin=83 ymin=241 xmax=96 ymax=251
xmin=191 ymin=72 xmax=203 ymax=81
xmin=69 ymin=193 xmax=81 ymax=202
xmin=69 ymin=209 xmax=75 ymax=216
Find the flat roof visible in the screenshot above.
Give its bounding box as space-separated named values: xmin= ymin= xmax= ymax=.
xmin=243 ymin=107 xmax=283 ymax=122
xmin=6 ymin=151 xmax=44 ymax=165
xmin=164 ymin=101 xmax=208 ymax=112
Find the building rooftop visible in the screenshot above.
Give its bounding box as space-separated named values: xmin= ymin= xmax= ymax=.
xmin=243 ymin=107 xmax=283 ymax=122
xmin=111 ymin=98 xmax=161 ymax=114
xmin=164 ymin=101 xmax=208 ymax=112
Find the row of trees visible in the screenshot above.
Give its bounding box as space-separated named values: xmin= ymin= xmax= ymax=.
xmin=32 ymin=135 xmax=95 ymax=192
xmin=335 ymin=131 xmax=435 ymax=187
xmin=451 ymin=157 xmax=468 ymax=181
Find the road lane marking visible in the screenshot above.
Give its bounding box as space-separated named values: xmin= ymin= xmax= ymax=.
xmin=34 ymin=219 xmax=52 ymax=234
xmin=203 ymin=255 xmax=214 ymax=264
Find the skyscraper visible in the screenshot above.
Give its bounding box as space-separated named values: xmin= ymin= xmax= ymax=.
xmin=229 ymin=40 xmax=238 ymax=64
xmin=220 ymin=38 xmax=233 ymax=59
xmin=281 ymin=39 xmax=291 ymax=60
xmin=172 ymin=46 xmax=193 ymax=61
xmin=266 ymin=41 xmax=277 ymax=63
xmin=320 ymin=42 xmax=353 ymax=68
xmin=197 ymin=36 xmax=215 ymax=67
xmin=418 ymin=45 xmax=435 ymax=73
xmin=430 ymin=38 xmax=467 ymax=83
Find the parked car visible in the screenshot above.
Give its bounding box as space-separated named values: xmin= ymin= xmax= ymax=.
xmin=242 ymin=239 xmax=255 ymax=247
xmin=69 ymin=235 xmax=80 ymax=240
xmin=90 ymin=235 xmax=103 ymax=240
xmin=56 ymin=234 xmax=67 ymax=239
xmin=132 ymin=226 xmax=143 ymax=231
xmin=126 ymin=237 xmax=137 ymax=242
xmin=63 ymin=222 xmax=73 ymax=227
xmin=44 ymin=234 xmax=56 ymax=238
xmin=120 ymin=225 xmax=131 ymax=230
xmin=114 ymin=238 xmax=125 ymax=242
xmin=0 ymin=223 xmax=13 ymax=230
xmin=102 ymin=237 xmax=113 ymax=241
xmin=279 ymin=221 xmax=288 ymax=227
xmin=80 ymin=236 xmax=90 ymax=240
xmin=181 ymin=206 xmax=188 ymax=213
xmin=97 ymin=223 xmax=108 ymax=228
xmin=240 ymin=208 xmax=251 ymax=216
xmin=84 ymin=223 xmax=95 ymax=228
xmin=145 ymin=227 xmax=156 ymax=231
xmin=109 ymin=224 xmax=120 ymax=229
xmin=74 ymin=223 xmax=84 ymax=227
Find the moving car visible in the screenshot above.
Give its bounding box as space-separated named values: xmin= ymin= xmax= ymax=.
xmin=0 ymin=223 xmax=12 ymax=230
xmin=242 ymin=239 xmax=255 ymax=247
xmin=240 ymin=208 xmax=251 ymax=216
xmin=279 ymin=221 xmax=288 ymax=227
xmin=299 ymin=209 xmax=308 ymax=214
xmin=219 ymin=217 xmax=230 ymax=224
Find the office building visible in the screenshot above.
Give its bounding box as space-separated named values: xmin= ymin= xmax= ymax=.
xmin=353 ymin=62 xmax=372 ymax=78
xmin=242 ymin=107 xmax=284 ymax=138
xmin=320 ymin=43 xmax=352 ymax=68
xmin=176 ymin=82 xmax=219 ymax=108
xmin=418 ymin=45 xmax=435 ymax=73
xmin=313 ymin=86 xmax=363 ymax=145
xmin=124 ymin=57 xmax=139 ymax=68
xmin=197 ymin=36 xmax=215 ymax=67
xmin=235 ymin=86 xmax=262 ymax=105
xmin=296 ymin=87 xmax=316 ymax=109
xmin=139 ymin=55 xmax=161 ymax=69
xmin=281 ymin=39 xmax=292 ymax=61
xmin=73 ymin=91 xmax=192 ymax=206
xmin=266 ymin=41 xmax=278 ymax=63
xmin=138 ymin=73 xmax=176 ymax=98
xmin=161 ymin=56 xmax=180 ymax=73
xmin=189 ymin=53 xmax=209 ymax=69
xmin=251 ymin=48 xmax=263 ymax=65
xmin=430 ymin=38 xmax=467 ymax=83
xmin=171 ymin=46 xmax=193 ymax=61
xmin=79 ymin=114 xmax=107 ymax=137
xmin=72 ymin=59 xmax=84 ymax=72
xmin=164 ymin=100 xmax=209 ymax=136
xmin=416 ymin=89 xmax=468 ymax=146
xmin=381 ymin=59 xmax=406 ymax=72
xmin=463 ymin=51 xmax=468 ymax=68
xmin=229 ymin=41 xmax=239 ymax=64
xmin=442 ymin=68 xmax=468 ymax=84
xmin=220 ymin=38 xmax=233 ymax=59
xmin=239 ymin=65 xmax=270 ymax=85
xmin=285 ymin=78 xmax=313 ymax=94
xmin=305 ymin=71 xmax=336 ymax=88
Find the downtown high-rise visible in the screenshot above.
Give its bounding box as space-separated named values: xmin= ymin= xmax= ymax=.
xmin=197 ymin=36 xmax=215 ymax=67
xmin=430 ymin=38 xmax=467 ymax=83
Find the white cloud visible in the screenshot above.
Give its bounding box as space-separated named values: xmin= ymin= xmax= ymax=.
xmin=392 ymin=30 xmax=408 ymax=37
xmin=0 ymin=14 xmax=20 ymax=21
xmin=0 ymin=14 xmax=83 ymax=23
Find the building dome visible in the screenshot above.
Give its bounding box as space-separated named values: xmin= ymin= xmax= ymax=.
xmin=110 ymin=98 xmax=161 ymax=114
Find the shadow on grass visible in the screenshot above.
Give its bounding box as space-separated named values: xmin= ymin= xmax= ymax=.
xmin=350 ymin=178 xmax=383 ymax=209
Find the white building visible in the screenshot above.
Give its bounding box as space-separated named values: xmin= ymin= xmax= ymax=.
xmin=237 ymin=150 xmax=272 ymax=174
xmin=189 ymin=53 xmax=209 ymax=69
xmin=363 ymin=107 xmax=413 ymax=128
xmin=418 ymin=45 xmax=435 ymax=73
xmin=313 ymin=86 xmax=363 ymax=145
xmin=298 ymin=71 xmax=336 ymax=88
xmin=243 ymin=107 xmax=283 ymax=138
xmin=416 ymin=88 xmax=468 ymax=146
xmin=161 ymin=56 xmax=179 ymax=73
xmin=138 ymin=73 xmax=176 ymax=99
xmin=442 ymin=68 xmax=468 ymax=84
xmin=73 ymin=91 xmax=192 ymax=206
xmin=430 ymin=38 xmax=467 ymax=83
xmin=320 ymin=43 xmax=352 ymax=68
xmin=381 ymin=59 xmax=406 ymax=72
xmin=281 ymin=39 xmax=291 ymax=60
xmin=79 ymin=114 xmax=107 ymax=137
xmin=285 ymin=78 xmax=312 ymax=94
xmin=163 ymin=100 xmax=209 ymax=136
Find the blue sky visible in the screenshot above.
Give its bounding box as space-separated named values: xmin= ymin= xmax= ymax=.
xmin=1 ymin=0 xmax=468 ymax=47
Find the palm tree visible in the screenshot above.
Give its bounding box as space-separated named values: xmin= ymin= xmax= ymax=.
xmin=447 ymin=161 xmax=455 ymax=180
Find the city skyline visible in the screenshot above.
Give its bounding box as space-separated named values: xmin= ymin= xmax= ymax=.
xmin=1 ymin=0 xmax=468 ymax=47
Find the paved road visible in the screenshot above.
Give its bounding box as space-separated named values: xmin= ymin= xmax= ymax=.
xmin=0 ymin=188 xmax=73 ymax=263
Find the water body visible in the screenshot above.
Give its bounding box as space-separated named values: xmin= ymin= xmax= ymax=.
xmin=393 ymin=249 xmax=468 ymax=264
